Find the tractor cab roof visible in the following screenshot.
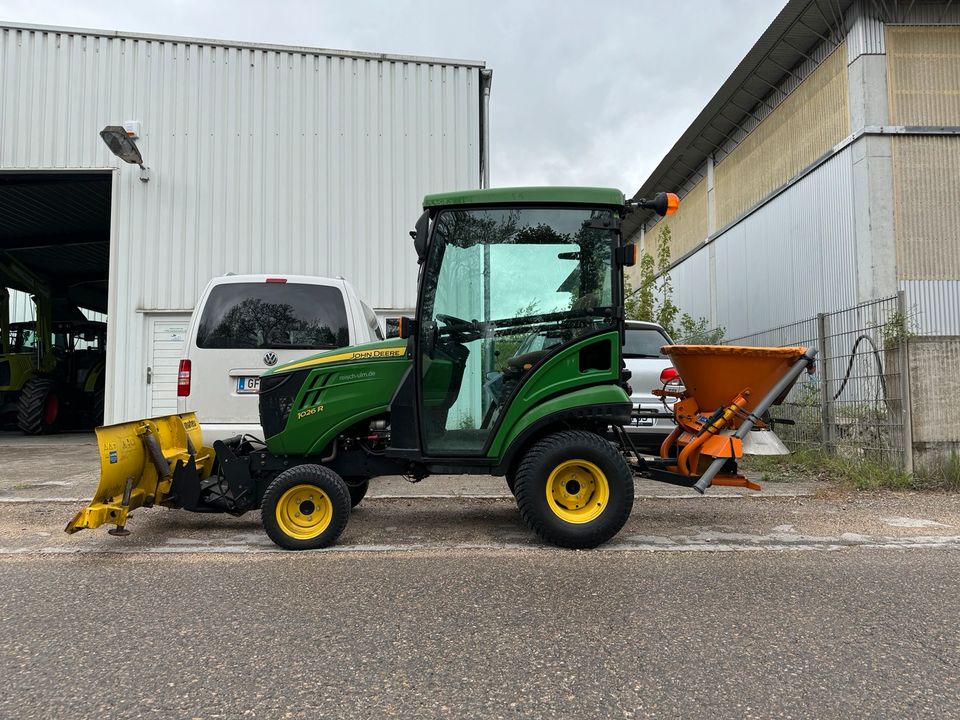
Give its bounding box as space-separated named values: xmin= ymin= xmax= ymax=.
xmin=422 ymin=186 xmax=624 ymax=209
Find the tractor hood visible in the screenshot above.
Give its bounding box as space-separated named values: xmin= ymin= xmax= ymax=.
xmin=262 ymin=338 xmax=409 ymax=377
xmin=258 ymin=337 xmax=412 ymax=454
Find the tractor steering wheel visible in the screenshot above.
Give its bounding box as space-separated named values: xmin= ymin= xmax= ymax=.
xmin=436 ymin=314 xmax=482 ymax=343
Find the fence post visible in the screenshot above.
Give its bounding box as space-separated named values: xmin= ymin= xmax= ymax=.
xmin=897 ymin=291 xmax=914 ymax=474
xmin=817 ymin=312 xmax=833 ymax=451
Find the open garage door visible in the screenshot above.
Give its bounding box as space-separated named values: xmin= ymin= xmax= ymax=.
xmin=1 ymin=171 xmax=112 ymax=432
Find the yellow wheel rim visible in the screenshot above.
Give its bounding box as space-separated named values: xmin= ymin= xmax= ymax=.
xmin=275 ymin=484 xmax=333 ymax=540
xmin=545 ymin=459 xmax=609 ymax=524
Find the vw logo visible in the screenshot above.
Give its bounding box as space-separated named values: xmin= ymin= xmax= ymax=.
xmin=263 ymin=352 xmax=278 ymax=366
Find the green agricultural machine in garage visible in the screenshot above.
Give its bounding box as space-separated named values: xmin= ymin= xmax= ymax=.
xmin=1 ymin=257 xmax=107 ymax=434
xmin=67 ymin=187 xmax=816 ymax=549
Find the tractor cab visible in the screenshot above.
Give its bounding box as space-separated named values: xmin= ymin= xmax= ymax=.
xmin=394 ymin=187 xmax=628 ymax=458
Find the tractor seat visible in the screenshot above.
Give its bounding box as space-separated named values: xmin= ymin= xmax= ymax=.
xmin=505 ymin=349 xmax=551 ymax=373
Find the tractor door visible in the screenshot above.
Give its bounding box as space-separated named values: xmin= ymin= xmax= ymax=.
xmin=416 ymin=205 xmax=618 ymax=455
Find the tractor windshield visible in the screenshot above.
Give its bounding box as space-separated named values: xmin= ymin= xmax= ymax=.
xmin=418 ymin=205 xmax=617 ymax=454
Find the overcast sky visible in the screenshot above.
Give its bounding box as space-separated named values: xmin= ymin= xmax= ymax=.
xmin=2 ymin=0 xmax=785 ymax=193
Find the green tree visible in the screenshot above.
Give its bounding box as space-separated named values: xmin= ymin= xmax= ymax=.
xmin=623 ymin=224 xmax=725 ymax=343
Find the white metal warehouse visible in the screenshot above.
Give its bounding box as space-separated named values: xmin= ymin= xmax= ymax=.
xmin=0 ymin=22 xmax=490 ymax=424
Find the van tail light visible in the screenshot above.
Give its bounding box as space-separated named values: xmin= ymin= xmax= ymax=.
xmin=177 ymin=359 xmax=192 ymax=397
xmin=660 ymin=367 xmax=680 ymax=385
xmin=265 ymin=277 xmax=287 ymax=283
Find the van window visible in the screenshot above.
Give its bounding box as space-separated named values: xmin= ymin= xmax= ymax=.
xmin=361 ymin=301 xmax=384 ymax=340
xmin=196 ymin=283 xmax=350 ymax=349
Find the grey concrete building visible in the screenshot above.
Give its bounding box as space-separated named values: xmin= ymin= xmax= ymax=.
xmin=626 ymin=0 xmax=960 ymax=469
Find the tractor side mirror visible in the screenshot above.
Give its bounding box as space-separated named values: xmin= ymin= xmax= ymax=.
xmin=385 ymin=318 xmax=400 ymax=339
xmin=397 ymin=316 xmax=417 ymax=340
xmin=614 ymin=244 xmax=637 ymax=267
xmin=411 ymin=211 xmax=430 ymax=263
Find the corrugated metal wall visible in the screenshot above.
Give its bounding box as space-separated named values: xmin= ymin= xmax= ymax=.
xmin=892 ymin=136 xmax=960 ymax=281
xmin=0 ymin=25 xmax=483 ymax=422
xmin=668 ymin=249 xmax=711 ymax=326
xmin=679 ymin=147 xmax=858 ymax=340
xmin=887 ymin=26 xmax=960 ymax=124
xmin=713 ymin=43 xmax=849 ymax=230
xmin=643 ymin=178 xmax=707 ymax=259
xmin=887 ymin=26 xmax=960 ymax=334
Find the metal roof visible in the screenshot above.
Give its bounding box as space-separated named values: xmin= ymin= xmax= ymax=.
xmin=624 ymin=0 xmax=855 ymax=239
xmin=0 ymin=172 xmax=111 ymax=312
xmin=0 ymin=21 xmax=487 ymax=68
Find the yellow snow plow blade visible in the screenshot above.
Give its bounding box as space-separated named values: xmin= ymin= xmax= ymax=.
xmin=65 ymin=413 xmax=215 ymax=535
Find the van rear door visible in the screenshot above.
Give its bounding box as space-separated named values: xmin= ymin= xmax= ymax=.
xmin=183 ymin=279 xmax=353 ymax=427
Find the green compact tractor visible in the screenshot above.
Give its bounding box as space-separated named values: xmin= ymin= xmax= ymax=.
xmin=68 ymin=187 xmax=816 ymax=549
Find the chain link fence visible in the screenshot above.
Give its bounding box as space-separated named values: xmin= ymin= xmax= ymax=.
xmin=726 ymin=294 xmax=911 ymax=470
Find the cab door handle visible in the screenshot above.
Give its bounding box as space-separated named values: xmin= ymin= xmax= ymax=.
xmin=146 ymin=366 xmax=153 ymax=385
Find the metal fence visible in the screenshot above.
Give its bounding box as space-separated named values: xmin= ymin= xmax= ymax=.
xmin=726 ymin=294 xmax=912 ymax=470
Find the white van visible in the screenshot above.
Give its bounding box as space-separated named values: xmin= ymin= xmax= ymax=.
xmin=176 ymin=274 xmax=382 ymax=443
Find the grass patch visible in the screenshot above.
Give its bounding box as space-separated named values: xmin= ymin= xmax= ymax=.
xmin=741 ymin=448 xmax=929 ymax=491
xmin=914 ymin=452 xmax=960 ymax=492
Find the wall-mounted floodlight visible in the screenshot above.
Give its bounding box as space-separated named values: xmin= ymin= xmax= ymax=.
xmin=99 ymin=125 xmax=150 ymax=181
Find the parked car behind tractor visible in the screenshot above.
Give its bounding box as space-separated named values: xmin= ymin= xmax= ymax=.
xmin=176 ymin=274 xmax=383 ymax=445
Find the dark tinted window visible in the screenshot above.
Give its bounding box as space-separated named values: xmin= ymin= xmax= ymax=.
xmin=196 ymin=283 xmax=350 ymax=349
xmin=623 ymin=327 xmax=671 ymax=359
xmin=361 ymin=301 xmax=384 ymax=340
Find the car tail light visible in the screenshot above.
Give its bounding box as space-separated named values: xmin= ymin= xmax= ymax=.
xmin=266 ymin=277 xmax=287 ymax=283
xmin=660 ymin=367 xmax=680 ymax=385
xmin=177 ymin=359 xmax=192 ymax=397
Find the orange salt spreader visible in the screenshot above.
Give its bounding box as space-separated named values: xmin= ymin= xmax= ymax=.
xmin=641 ymin=345 xmax=817 ymax=493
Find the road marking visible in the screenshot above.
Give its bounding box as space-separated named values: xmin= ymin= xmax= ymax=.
xmin=0 ymin=489 xmax=814 ymax=504
xmin=881 ymin=516 xmax=952 ymax=528
xmin=2 ymin=534 xmax=958 ymax=556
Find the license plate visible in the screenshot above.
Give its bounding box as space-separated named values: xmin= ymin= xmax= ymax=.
xmin=634 ymin=416 xmax=655 ymax=427
xmin=237 ymin=376 xmax=260 ymax=394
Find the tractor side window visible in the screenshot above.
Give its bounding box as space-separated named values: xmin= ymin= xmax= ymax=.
xmin=418 ymin=206 xmax=616 ymax=455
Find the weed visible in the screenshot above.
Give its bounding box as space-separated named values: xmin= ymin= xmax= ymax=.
xmin=741 ymin=448 xmax=914 ymax=490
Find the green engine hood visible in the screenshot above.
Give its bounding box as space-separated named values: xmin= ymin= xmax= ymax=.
xmin=261 ymin=337 xmax=412 ymax=455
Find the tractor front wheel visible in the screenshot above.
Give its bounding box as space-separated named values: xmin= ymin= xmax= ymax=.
xmin=17 ymin=378 xmax=62 ymax=435
xmin=514 ymin=430 xmax=633 ymax=549
xmin=261 ymin=465 xmax=351 ymax=550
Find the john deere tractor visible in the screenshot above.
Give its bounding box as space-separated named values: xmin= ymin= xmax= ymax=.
xmin=67 ymin=187 xmax=816 ymax=549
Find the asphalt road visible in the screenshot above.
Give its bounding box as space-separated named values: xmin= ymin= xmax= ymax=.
xmin=2 ymin=431 xmax=958 ymax=718
xmin=2 ymin=548 xmax=958 ymax=719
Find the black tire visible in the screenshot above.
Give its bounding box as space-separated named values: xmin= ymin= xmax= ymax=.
xmin=261 ymin=464 xmax=351 ymax=550
xmin=91 ymin=385 xmax=105 ymax=428
xmin=17 ymin=378 xmax=62 ymax=435
xmin=514 ymin=430 xmax=633 ymax=549
xmin=344 ymin=479 xmax=369 ymax=508
xmin=506 ymin=472 xmax=517 ymax=496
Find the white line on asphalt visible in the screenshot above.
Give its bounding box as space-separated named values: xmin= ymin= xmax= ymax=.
xmin=1 ymin=535 xmax=958 ymax=556
xmin=0 ymin=491 xmax=813 ymax=504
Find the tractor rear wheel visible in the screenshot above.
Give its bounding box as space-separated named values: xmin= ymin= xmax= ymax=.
xmin=17 ymin=378 xmax=62 ymax=435
xmin=344 ymin=478 xmax=369 ymax=508
xmin=261 ymin=465 xmax=351 ymax=550
xmin=514 ymin=430 xmax=633 ymax=549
